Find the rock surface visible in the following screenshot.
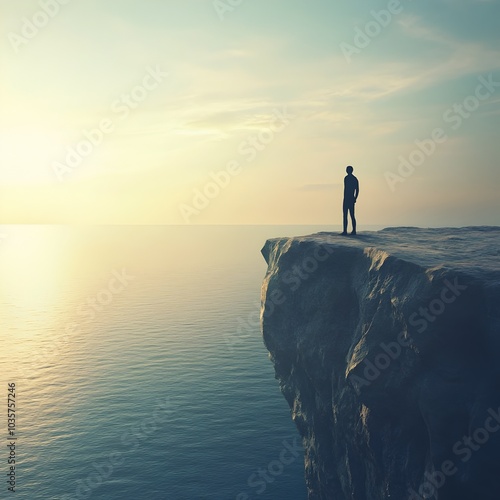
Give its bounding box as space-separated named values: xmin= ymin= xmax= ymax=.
xmin=260 ymin=227 xmax=500 ymax=500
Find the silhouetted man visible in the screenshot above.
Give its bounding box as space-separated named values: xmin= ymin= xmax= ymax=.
xmin=341 ymin=166 xmax=359 ymax=236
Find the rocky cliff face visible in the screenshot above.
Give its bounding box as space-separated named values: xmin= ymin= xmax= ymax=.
xmin=260 ymin=227 xmax=500 ymax=500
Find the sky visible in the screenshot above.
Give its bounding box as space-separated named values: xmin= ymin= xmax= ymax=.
xmin=0 ymin=0 xmax=499 ymax=226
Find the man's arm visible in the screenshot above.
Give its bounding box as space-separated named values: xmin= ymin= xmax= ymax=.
xmin=354 ymin=177 xmax=359 ymax=202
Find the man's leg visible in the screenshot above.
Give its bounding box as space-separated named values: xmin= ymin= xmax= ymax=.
xmin=342 ymin=202 xmax=348 ymax=234
xmin=350 ymin=205 xmax=356 ymax=235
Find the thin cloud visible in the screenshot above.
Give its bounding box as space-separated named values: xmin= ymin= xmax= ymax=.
xmin=299 ymin=183 xmax=341 ymax=192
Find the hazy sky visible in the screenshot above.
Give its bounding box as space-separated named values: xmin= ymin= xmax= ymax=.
xmin=1 ymin=0 xmax=499 ymax=225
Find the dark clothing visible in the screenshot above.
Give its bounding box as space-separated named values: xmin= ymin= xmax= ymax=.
xmin=343 ymin=199 xmax=356 ymax=234
xmin=344 ymin=174 xmax=359 ymax=202
xmin=343 ymin=174 xmax=359 ymax=233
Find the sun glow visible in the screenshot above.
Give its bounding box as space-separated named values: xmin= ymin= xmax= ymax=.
xmin=0 ymin=129 xmax=65 ymax=185
xmin=0 ymin=226 xmax=68 ymax=317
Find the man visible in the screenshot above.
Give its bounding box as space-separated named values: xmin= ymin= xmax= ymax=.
xmin=341 ymin=165 xmax=359 ymax=236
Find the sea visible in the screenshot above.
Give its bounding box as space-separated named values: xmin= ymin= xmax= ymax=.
xmin=0 ymin=224 xmax=378 ymax=500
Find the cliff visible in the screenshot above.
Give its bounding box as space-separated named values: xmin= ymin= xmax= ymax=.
xmin=260 ymin=227 xmax=500 ymax=500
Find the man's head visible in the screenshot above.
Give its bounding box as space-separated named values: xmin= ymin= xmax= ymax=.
xmin=346 ymin=166 xmax=353 ymax=174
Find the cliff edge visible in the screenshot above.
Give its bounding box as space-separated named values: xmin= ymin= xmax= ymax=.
xmin=260 ymin=227 xmax=500 ymax=500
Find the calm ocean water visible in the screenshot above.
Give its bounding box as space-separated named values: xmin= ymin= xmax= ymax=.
xmin=0 ymin=224 xmax=359 ymax=500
